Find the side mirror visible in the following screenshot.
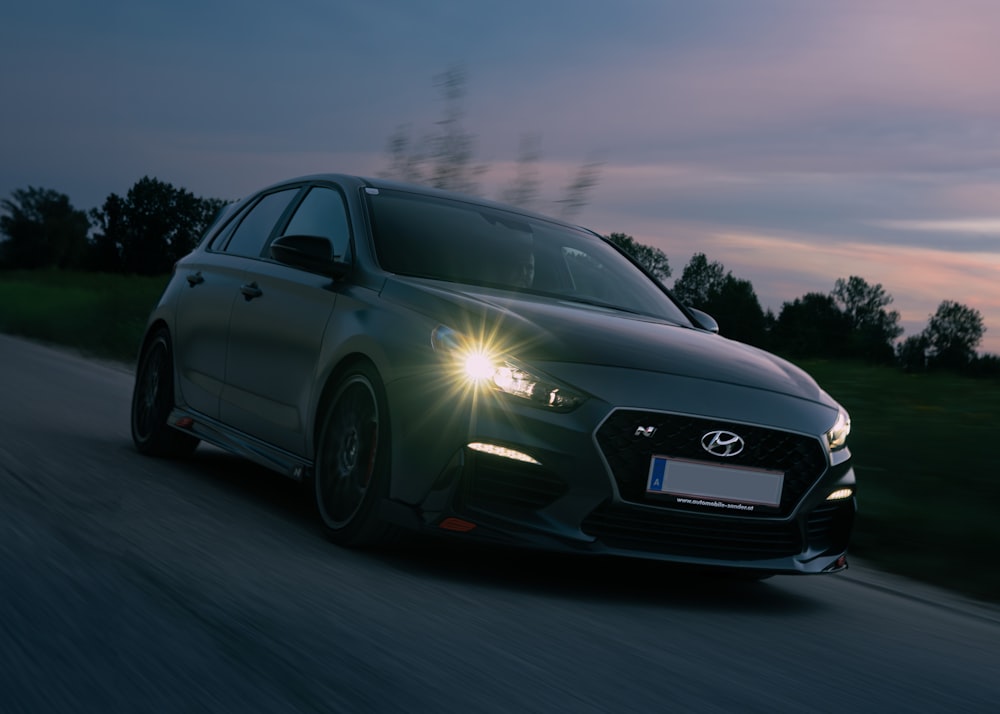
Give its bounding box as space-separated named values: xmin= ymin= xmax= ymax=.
xmin=270 ymin=234 xmax=349 ymax=278
xmin=687 ymin=307 xmax=720 ymax=334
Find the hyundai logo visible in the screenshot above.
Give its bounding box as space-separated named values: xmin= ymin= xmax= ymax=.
xmin=701 ymin=430 xmax=745 ymax=457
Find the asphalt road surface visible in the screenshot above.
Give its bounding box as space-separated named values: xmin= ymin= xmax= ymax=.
xmin=1 ymin=332 xmax=998 ymax=713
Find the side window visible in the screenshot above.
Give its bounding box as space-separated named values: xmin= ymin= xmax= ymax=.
xmin=280 ymin=186 xmax=352 ymax=262
xmin=223 ymin=188 xmax=299 ymax=258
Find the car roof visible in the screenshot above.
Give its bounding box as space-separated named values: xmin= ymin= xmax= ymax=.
xmin=248 ymin=173 xmax=590 ymax=232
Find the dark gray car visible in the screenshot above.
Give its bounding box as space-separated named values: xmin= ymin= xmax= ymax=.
xmin=131 ymin=174 xmax=855 ymax=576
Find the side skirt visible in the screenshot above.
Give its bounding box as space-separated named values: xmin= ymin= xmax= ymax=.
xmin=167 ymin=408 xmax=313 ymax=481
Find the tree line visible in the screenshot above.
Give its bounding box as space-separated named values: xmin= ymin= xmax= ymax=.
xmin=0 ymin=180 xmax=228 ymax=277
xmin=0 ymin=180 xmax=994 ymax=377
xmin=607 ymin=236 xmax=994 ymax=377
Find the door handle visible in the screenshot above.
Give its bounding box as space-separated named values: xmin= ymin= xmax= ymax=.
xmin=240 ymin=282 xmax=263 ymax=301
xmin=186 ymin=271 xmax=204 ymax=286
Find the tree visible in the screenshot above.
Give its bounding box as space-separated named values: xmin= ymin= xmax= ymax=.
xmin=671 ymin=253 xmax=727 ymax=307
xmin=381 ymin=67 xmax=601 ymax=215
xmin=381 ymin=65 xmax=486 ymax=194
xmin=772 ymin=293 xmax=852 ymax=358
xmin=606 ymin=232 xmax=671 ymax=282
xmin=967 ymin=352 xmax=1000 ymax=378
xmin=921 ymin=300 xmax=985 ymax=370
xmin=0 ymin=187 xmax=90 ymax=269
xmin=89 ymin=177 xmax=227 ymax=275
xmin=500 ymin=134 xmax=543 ymax=211
xmin=671 ymin=253 xmax=766 ymax=346
xmin=383 ymin=124 xmax=425 ymax=185
xmin=709 ymin=275 xmax=768 ymax=347
xmin=831 ymin=276 xmax=903 ymax=363
xmin=557 ymin=159 xmax=603 ymax=221
xmin=896 ymin=334 xmax=929 ymax=372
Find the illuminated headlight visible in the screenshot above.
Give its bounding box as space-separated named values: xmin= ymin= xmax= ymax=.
xmin=432 ymin=325 xmax=584 ymax=411
xmin=826 ymin=408 xmax=851 ymax=451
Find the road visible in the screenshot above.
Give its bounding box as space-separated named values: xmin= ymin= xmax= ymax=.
xmin=1 ymin=332 xmax=998 ymax=713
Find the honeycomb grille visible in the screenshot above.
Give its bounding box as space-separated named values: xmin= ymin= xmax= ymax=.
xmin=595 ymin=410 xmax=827 ymax=517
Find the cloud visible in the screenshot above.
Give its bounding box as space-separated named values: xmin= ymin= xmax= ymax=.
xmin=872 ymin=219 xmax=1000 ymax=235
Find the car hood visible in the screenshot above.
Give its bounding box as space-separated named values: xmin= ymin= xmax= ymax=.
xmin=381 ymin=277 xmax=827 ymax=404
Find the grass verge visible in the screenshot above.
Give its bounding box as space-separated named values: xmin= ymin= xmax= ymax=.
xmin=0 ymin=269 xmax=169 ymax=363
xmin=799 ymin=359 xmax=999 ymax=602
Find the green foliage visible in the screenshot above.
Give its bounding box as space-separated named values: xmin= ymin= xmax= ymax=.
xmin=922 ymin=300 xmax=985 ymax=370
xmin=671 ymin=253 xmax=725 ymax=307
xmin=0 ymin=270 xmax=169 ymax=360
xmin=606 ymin=232 xmax=671 ymax=282
xmin=89 ymin=177 xmax=227 ymax=275
xmin=831 ymin=276 xmax=902 ymax=363
xmin=775 ymin=277 xmax=908 ymax=365
xmin=896 ymin=333 xmax=929 ymax=372
xmin=801 ymin=359 xmax=1000 ymax=601
xmin=0 ymin=187 xmax=90 ymax=269
xmin=710 ymin=275 xmax=768 ymax=346
xmin=774 ymin=293 xmax=852 ymax=359
xmin=672 ymin=253 xmax=767 ymax=346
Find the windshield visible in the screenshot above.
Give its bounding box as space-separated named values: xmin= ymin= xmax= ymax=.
xmin=366 ymin=187 xmax=691 ymax=324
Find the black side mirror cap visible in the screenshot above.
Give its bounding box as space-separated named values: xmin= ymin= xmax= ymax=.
xmin=270 ymin=234 xmax=350 ymax=278
xmin=687 ymin=307 xmax=720 ymax=334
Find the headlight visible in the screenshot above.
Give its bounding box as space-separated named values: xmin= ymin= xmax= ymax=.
xmin=431 ymin=325 xmax=584 ymax=411
xmin=826 ymin=408 xmax=851 ymax=451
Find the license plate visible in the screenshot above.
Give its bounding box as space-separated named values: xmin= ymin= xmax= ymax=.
xmin=647 ymin=455 xmax=784 ymax=508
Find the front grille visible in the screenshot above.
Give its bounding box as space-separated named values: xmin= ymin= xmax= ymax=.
xmin=581 ymin=501 xmax=802 ymax=560
xmin=595 ymin=410 xmax=828 ymax=517
xmin=462 ymin=452 xmax=568 ymax=512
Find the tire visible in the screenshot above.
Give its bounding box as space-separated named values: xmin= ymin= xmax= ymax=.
xmin=314 ymin=364 xmax=393 ymax=546
xmin=131 ymin=329 xmax=199 ymax=458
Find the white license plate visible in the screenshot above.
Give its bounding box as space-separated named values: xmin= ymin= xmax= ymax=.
xmin=647 ymin=456 xmax=784 ymax=508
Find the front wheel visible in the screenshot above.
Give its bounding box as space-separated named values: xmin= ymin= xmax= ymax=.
xmin=131 ymin=329 xmax=199 ymax=458
xmin=314 ymin=364 xmax=393 ymax=546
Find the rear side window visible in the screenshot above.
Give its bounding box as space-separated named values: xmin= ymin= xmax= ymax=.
xmin=281 ymin=187 xmax=352 ymax=263
xmin=223 ymin=188 xmax=299 ymax=258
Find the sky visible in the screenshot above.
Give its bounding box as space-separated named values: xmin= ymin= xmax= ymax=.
xmin=3 ymin=0 xmax=1000 ymax=354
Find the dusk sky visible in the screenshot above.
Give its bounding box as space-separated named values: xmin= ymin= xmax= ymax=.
xmin=3 ymin=0 xmax=1000 ymax=353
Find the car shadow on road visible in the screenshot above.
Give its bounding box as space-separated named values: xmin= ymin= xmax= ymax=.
xmin=372 ymin=539 xmax=828 ymax=615
xmin=177 ymin=446 xmax=827 ymax=616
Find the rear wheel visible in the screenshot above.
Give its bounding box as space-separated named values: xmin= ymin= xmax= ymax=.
xmin=314 ymin=364 xmax=393 ymax=546
xmin=131 ymin=329 xmax=199 ymax=457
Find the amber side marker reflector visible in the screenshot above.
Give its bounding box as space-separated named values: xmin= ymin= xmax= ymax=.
xmin=176 ymin=417 xmax=195 ymax=429
xmin=439 ymin=518 xmax=477 ymax=532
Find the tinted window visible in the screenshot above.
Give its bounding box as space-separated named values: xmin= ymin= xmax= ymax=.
xmin=224 ymin=188 xmax=299 ymax=258
xmin=281 ymin=187 xmax=352 ymax=262
xmin=366 ymin=188 xmax=690 ymax=324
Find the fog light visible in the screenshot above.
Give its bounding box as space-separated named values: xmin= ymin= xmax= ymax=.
xmin=826 ymin=488 xmax=854 ymax=501
xmin=468 ymin=442 xmax=541 ymax=465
